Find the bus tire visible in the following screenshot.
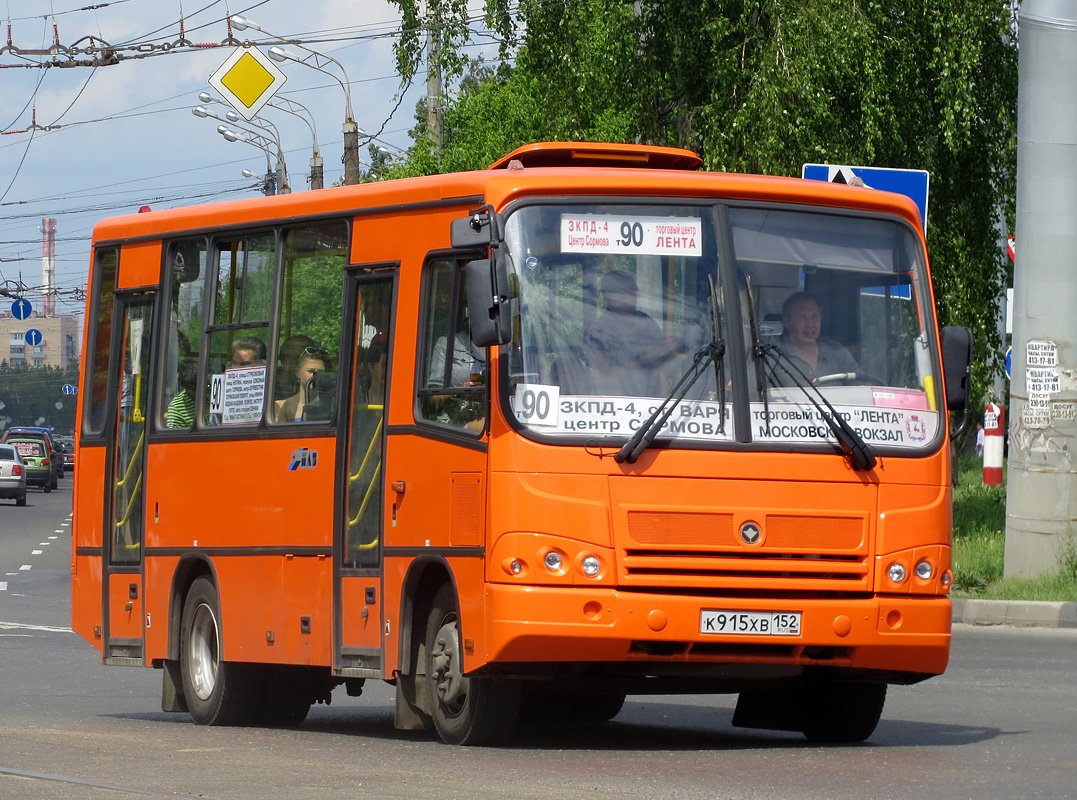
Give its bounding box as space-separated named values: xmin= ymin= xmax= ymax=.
xmin=424 ymin=584 xmax=520 ymax=745
xmin=180 ymin=577 xmax=262 ymax=726
xmin=800 ymin=681 xmax=886 ymax=743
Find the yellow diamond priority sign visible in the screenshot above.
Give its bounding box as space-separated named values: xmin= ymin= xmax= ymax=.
xmin=209 ymin=45 xmax=287 ymax=121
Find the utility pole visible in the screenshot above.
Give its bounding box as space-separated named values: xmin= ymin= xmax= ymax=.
xmin=343 ymin=121 xmax=361 ymax=185
xmin=1004 ymin=0 xmax=1077 ymax=577
xmin=425 ymin=4 xmax=442 ymax=151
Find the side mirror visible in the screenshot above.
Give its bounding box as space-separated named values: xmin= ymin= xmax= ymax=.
xmin=450 ymin=214 xmax=492 ymax=248
xmin=941 ymin=326 xmax=973 ymax=411
xmin=466 ymin=257 xmax=512 ymax=347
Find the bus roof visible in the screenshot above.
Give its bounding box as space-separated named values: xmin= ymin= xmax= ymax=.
xmin=90 ymin=143 xmax=925 ymax=244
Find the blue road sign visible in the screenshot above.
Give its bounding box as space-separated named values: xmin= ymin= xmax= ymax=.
xmin=10 ymin=298 xmax=32 ymax=320
xmin=1005 ymin=346 xmax=1012 ymax=380
xmin=62 ymin=384 xmax=78 ymax=395
xmin=24 ymin=328 xmax=42 ymax=347
xmin=802 ymin=163 xmax=930 ymax=232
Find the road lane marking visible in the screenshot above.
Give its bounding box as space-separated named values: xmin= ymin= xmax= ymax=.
xmin=0 ymin=766 xmax=209 ymax=798
xmin=0 ymin=583 xmax=6 ymax=592
xmin=39 ymin=542 xmax=50 ymax=546
xmin=18 ymin=565 xmax=31 ymax=571
xmin=31 ymin=550 xmax=43 ymax=555
xmin=0 ymin=621 xmax=72 ymax=633
xmin=48 ymin=535 xmax=58 ymax=540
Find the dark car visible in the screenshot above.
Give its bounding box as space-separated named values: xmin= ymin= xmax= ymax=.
xmin=0 ymin=443 xmax=27 ymax=506
xmin=2 ymin=427 xmax=61 ymax=485
xmin=58 ymin=436 xmax=76 ymax=472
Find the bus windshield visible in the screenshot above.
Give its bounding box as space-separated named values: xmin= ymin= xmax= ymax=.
xmin=503 ymin=201 xmax=941 ymax=452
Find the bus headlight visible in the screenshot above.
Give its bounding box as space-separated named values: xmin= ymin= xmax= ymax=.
xmin=580 ymin=555 xmax=601 ymax=577
xmin=888 ymin=562 xmax=907 ymax=584
xmin=543 ymin=550 xmax=564 ymax=572
xmin=915 ymin=560 xmax=934 ymax=580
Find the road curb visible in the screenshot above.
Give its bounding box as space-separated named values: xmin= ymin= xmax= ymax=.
xmin=951 ymin=598 xmax=1077 ymax=629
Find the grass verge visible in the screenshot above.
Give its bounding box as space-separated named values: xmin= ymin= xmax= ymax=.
xmin=951 ymin=454 xmax=1077 ymax=601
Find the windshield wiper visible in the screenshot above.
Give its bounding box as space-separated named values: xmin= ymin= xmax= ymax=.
xmin=758 ymin=344 xmax=877 ymax=471
xmin=615 ymin=338 xmax=725 ymax=464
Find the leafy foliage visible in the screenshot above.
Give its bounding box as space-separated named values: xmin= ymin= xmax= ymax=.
xmin=387 ymin=0 xmax=1017 ymax=408
xmin=0 ymin=360 xmax=81 ymax=433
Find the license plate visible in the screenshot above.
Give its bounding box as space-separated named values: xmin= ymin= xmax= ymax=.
xmin=700 ymin=609 xmax=801 ymax=636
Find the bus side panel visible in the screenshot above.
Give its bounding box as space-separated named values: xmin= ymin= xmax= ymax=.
xmin=117 ymin=240 xmax=162 ymax=289
xmin=143 ymin=554 xmax=178 ymax=663
xmin=282 ymin=554 xmax=332 ymax=665
xmin=71 ymin=444 xmax=106 ymax=651
xmin=71 ymin=554 xmax=103 ymax=655
xmin=145 ymin=439 xmax=335 ymax=549
xmin=217 ymin=556 xmax=285 ymax=663
xmin=144 ymin=439 xmax=334 ymax=666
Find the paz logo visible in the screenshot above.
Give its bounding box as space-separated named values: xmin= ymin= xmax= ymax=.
xmin=905 ymin=415 xmax=927 ymax=442
xmin=288 ymin=448 xmax=318 ymax=471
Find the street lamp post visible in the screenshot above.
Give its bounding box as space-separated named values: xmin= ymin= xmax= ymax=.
xmin=230 ymin=15 xmax=359 ymax=186
xmin=200 ymin=91 xmax=323 ymax=190
xmin=194 ymin=105 xmax=290 ymax=194
xmin=219 ymin=126 xmax=290 ymax=194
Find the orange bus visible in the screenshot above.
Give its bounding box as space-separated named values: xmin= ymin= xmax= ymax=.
xmin=72 ymin=141 xmax=972 ymax=745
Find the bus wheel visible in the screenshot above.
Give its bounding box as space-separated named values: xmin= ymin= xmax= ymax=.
xmin=180 ymin=577 xmax=262 ymax=726
xmin=800 ymin=681 xmax=886 ymax=743
xmin=424 ymin=584 xmax=520 ymax=745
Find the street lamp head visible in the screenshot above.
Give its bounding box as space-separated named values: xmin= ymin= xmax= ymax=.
xmin=230 ymin=15 xmax=261 ymax=32
xmin=225 ymin=110 xmax=241 ymax=123
xmin=198 ymin=91 xmax=214 ymax=104
xmin=192 ymin=106 xmax=219 ymax=119
xmin=218 ymin=127 xmax=239 ymax=143
xmin=241 ymin=169 xmax=256 ymax=179
xmin=268 ymin=45 xmax=300 ymax=63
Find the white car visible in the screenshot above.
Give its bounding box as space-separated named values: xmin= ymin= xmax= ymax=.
xmin=0 ymin=443 xmax=28 ymax=506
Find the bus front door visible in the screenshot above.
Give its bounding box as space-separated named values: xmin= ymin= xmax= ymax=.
xmin=336 ymin=273 xmax=393 ymax=677
xmin=104 ymin=293 xmax=154 ymax=664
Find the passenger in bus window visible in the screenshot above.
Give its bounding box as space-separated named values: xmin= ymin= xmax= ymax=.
xmin=774 ymin=292 xmax=857 ymax=382
xmin=363 ymin=339 xmax=388 ymax=405
xmin=426 ymin=330 xmax=484 ymax=388
xmin=586 ymin=270 xmax=670 ymax=397
xmin=275 ymin=334 xmax=317 ymax=401
xmin=229 ymin=336 xmax=266 ymax=368
xmin=275 ymin=346 xmax=327 ymax=423
xmin=165 ymin=358 xmax=197 ymax=429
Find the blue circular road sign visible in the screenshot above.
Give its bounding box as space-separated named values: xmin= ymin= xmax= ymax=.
xmin=62 ymin=384 xmax=78 ymax=395
xmin=24 ymin=328 xmax=43 ymax=347
xmin=10 ymin=298 xmax=32 ymax=320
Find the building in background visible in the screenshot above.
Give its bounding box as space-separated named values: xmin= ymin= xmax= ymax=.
xmin=0 ymin=313 xmax=81 ymax=369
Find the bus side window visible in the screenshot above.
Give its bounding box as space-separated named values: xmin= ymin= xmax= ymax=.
xmin=417 ymin=259 xmax=487 ymax=431
xmin=158 ymin=238 xmax=207 ymax=430
xmin=270 ymin=222 xmax=347 ymax=424
xmin=199 ymin=236 xmax=273 ymax=427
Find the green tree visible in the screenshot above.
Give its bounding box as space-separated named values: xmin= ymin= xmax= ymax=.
xmin=387 ymin=0 xmax=1017 ymax=407
xmin=0 ymin=360 xmax=80 ymax=433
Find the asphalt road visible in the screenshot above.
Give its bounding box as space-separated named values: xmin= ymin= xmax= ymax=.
xmin=2 ymin=485 xmax=1077 ymax=800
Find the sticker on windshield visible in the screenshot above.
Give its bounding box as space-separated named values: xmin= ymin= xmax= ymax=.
xmin=752 ymin=402 xmax=938 ymax=448
xmin=561 ymin=214 xmax=702 ymax=257
xmin=513 ymin=383 xmax=560 ymax=427
xmin=529 ymin=394 xmax=733 ymax=440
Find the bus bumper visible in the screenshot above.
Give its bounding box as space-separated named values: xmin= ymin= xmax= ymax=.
xmin=482 ymin=585 xmax=951 ymax=679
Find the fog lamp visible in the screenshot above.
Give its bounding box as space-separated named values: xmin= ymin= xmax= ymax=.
xmin=511 ymin=559 xmax=524 ymax=575
xmin=544 ymin=551 xmax=563 ymax=572
xmin=581 ymin=555 xmax=601 ymax=577
xmin=888 ymin=562 xmax=907 ymax=583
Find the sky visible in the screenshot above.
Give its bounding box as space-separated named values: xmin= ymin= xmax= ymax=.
xmin=0 ymin=0 xmax=489 ymax=319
